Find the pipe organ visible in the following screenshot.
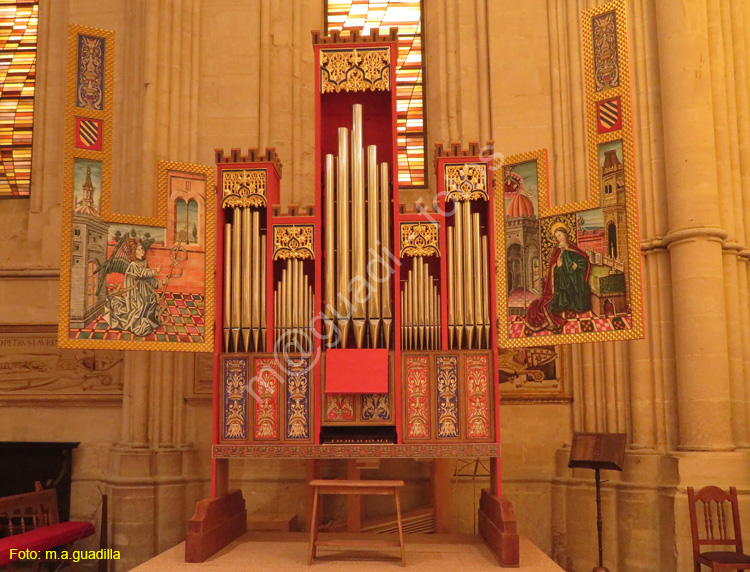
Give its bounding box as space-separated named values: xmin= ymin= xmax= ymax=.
xmin=213 ymin=28 xmax=502 ymax=456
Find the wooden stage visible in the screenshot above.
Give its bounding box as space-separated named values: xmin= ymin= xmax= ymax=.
xmin=133 ymin=532 xmax=562 ymax=571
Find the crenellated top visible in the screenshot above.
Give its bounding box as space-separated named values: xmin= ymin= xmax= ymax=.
xmin=311 ymin=27 xmax=398 ymax=45
xmin=434 ymin=141 xmax=495 ymax=161
xmin=214 ymin=147 xmax=283 ymax=176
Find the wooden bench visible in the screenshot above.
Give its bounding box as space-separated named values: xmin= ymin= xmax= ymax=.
xmin=0 ymin=488 xmax=96 ymax=572
xmin=307 ymin=479 xmax=405 ymax=566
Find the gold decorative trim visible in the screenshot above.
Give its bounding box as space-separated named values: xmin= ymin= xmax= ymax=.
xmin=221 ymin=168 xmax=267 ymax=209
xmin=399 ymin=222 xmax=440 ymax=257
xmin=444 ymin=163 xmax=489 ymax=202
xmin=273 ymin=224 xmax=315 ymax=260
xmin=494 ymin=0 xmax=643 ymax=347
xmin=320 ymin=47 xmax=390 ymax=94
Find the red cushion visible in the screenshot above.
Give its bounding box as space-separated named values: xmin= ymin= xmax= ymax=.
xmin=0 ymin=521 xmax=95 ymax=565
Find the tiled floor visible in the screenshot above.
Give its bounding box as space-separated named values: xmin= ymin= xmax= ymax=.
xmin=508 ymin=310 xmax=632 ymax=338
xmin=132 ymin=533 xmax=563 ymax=572
xmin=68 ymin=292 xmax=205 ymax=342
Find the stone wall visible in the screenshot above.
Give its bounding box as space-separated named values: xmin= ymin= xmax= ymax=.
xmin=3 ymin=1 xmax=750 ymax=571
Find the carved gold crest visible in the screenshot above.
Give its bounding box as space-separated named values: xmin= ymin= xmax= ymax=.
xmin=221 ymin=169 xmax=267 ymax=208
xmin=400 ymin=222 xmax=440 ymax=257
xmin=273 ymin=225 xmax=315 ymax=260
xmin=320 ymin=47 xmax=390 ymax=94
xmin=445 ymin=163 xmax=489 ymax=202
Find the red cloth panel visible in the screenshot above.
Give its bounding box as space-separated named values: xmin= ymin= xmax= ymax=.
xmin=325 ymin=349 xmax=389 ymax=393
xmin=0 ymin=521 xmax=95 ymax=564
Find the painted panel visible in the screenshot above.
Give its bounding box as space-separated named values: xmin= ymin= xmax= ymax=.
xmin=325 ymin=394 xmax=355 ymax=422
xmin=465 ymin=355 xmax=490 ymax=438
xmin=495 ymin=0 xmax=642 ymax=347
xmin=404 ymin=355 xmax=429 ymax=439
xmin=223 ymin=357 xmax=248 ymax=440
xmin=254 ymin=358 xmax=279 ymax=440
xmin=435 ymin=355 xmax=459 ymax=439
xmin=286 ymin=357 xmax=311 ymax=439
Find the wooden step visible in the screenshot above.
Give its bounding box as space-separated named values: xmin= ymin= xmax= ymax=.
xmin=315 ymin=539 xmax=401 ymax=549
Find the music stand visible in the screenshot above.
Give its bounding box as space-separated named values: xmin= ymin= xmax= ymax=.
xmin=568 ymin=432 xmax=626 ymax=572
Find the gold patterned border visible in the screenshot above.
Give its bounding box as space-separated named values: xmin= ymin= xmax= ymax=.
xmin=400 ymin=222 xmax=440 ymax=257
xmin=221 ymin=168 xmax=267 ymax=209
xmin=444 ymin=163 xmax=489 ymax=202
xmin=320 ymin=46 xmax=391 ymax=94
xmin=272 ymin=224 xmax=315 ymax=260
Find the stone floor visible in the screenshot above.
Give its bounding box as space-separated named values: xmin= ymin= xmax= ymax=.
xmin=132 ymin=532 xmax=564 ymax=571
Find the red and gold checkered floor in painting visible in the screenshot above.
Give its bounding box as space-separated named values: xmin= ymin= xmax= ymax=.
xmin=509 ymin=310 xmax=632 ymax=338
xmin=69 ymin=292 xmax=205 ymax=342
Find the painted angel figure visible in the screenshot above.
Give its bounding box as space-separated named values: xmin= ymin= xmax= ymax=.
xmin=97 ymin=235 xmax=163 ymax=336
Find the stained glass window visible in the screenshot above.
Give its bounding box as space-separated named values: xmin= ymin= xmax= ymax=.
xmin=325 ymin=0 xmax=426 ymax=189
xmin=0 ymin=0 xmax=37 ymax=198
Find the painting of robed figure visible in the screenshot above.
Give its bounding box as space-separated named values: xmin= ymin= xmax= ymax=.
xmin=59 ymin=161 xmax=215 ymax=352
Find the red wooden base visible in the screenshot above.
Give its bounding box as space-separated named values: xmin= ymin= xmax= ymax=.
xmin=185 ymin=490 xmax=247 ymax=563
xmin=478 ymin=489 xmax=520 ymax=568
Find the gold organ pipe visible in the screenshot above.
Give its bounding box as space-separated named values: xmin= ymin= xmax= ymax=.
xmin=251 ymin=210 xmax=261 ymax=352
xmin=324 ymin=153 xmax=335 ymax=344
xmin=407 ymin=268 xmax=414 ymax=350
xmin=367 ymin=145 xmax=381 ymax=347
xmin=462 ymin=201 xmax=475 ymax=349
xmin=260 ymin=233 xmax=266 ymax=350
xmin=292 ymin=258 xmax=302 ymax=343
xmin=434 ymin=286 xmax=441 ymax=350
xmin=223 ymin=223 xmax=232 ymax=352
xmin=302 ymin=269 xmax=308 ymax=351
xmin=285 ymin=259 xmax=293 ymax=346
xmin=274 ymin=276 xmax=279 ymax=348
xmin=241 ymin=208 xmax=252 ymax=352
xmin=336 ymin=127 xmax=350 ymax=347
xmin=231 ymin=211 xmax=242 ymax=352
xmin=472 ymin=212 xmax=483 ymax=349
xmin=401 ymin=287 xmax=407 ymax=350
xmin=418 ymin=258 xmax=426 ymax=349
xmin=453 ymin=203 xmax=465 ymax=349
xmin=309 ymin=283 xmax=315 ymax=352
xmin=447 ymin=226 xmax=455 ymax=350
xmin=379 ymin=162 xmax=392 ymax=349
xmin=481 ymin=234 xmax=491 ymax=347
xmin=351 ymin=105 xmax=366 ymax=348
xmin=279 ymin=266 xmax=287 ymax=343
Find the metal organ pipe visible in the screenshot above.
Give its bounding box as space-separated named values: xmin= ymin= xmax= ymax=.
xmin=380 ymin=162 xmax=392 ymax=349
xmin=231 ymin=210 xmax=242 ymax=352
xmin=324 ymin=153 xmax=335 ymax=345
xmin=324 ymin=105 xmax=393 ymax=350
xmin=351 ymin=104 xmax=366 ymax=349
xmin=223 ymin=223 xmax=232 ymax=352
xmin=336 ymin=127 xmax=350 ymax=348
xmin=367 ymin=144 xmax=381 ymax=347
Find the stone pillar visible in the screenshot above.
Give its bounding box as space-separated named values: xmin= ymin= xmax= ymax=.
xmin=655 ymin=0 xmax=734 ymax=452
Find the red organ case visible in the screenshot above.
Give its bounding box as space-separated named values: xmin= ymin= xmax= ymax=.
xmin=202 ymin=27 xmax=518 ymax=567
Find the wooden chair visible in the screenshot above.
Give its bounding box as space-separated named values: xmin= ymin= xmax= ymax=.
xmin=688 ymin=486 xmax=750 ymax=571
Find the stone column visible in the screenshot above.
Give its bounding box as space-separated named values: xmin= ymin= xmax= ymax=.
xmin=655 ymin=0 xmax=734 ymax=452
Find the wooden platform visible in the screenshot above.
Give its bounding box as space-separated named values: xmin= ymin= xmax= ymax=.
xmin=133 ymin=532 xmax=563 ymax=571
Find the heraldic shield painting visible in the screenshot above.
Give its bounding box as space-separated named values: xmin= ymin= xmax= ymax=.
xmin=495 ymin=0 xmax=643 ymax=347
xmin=58 ymin=25 xmax=215 ymax=352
